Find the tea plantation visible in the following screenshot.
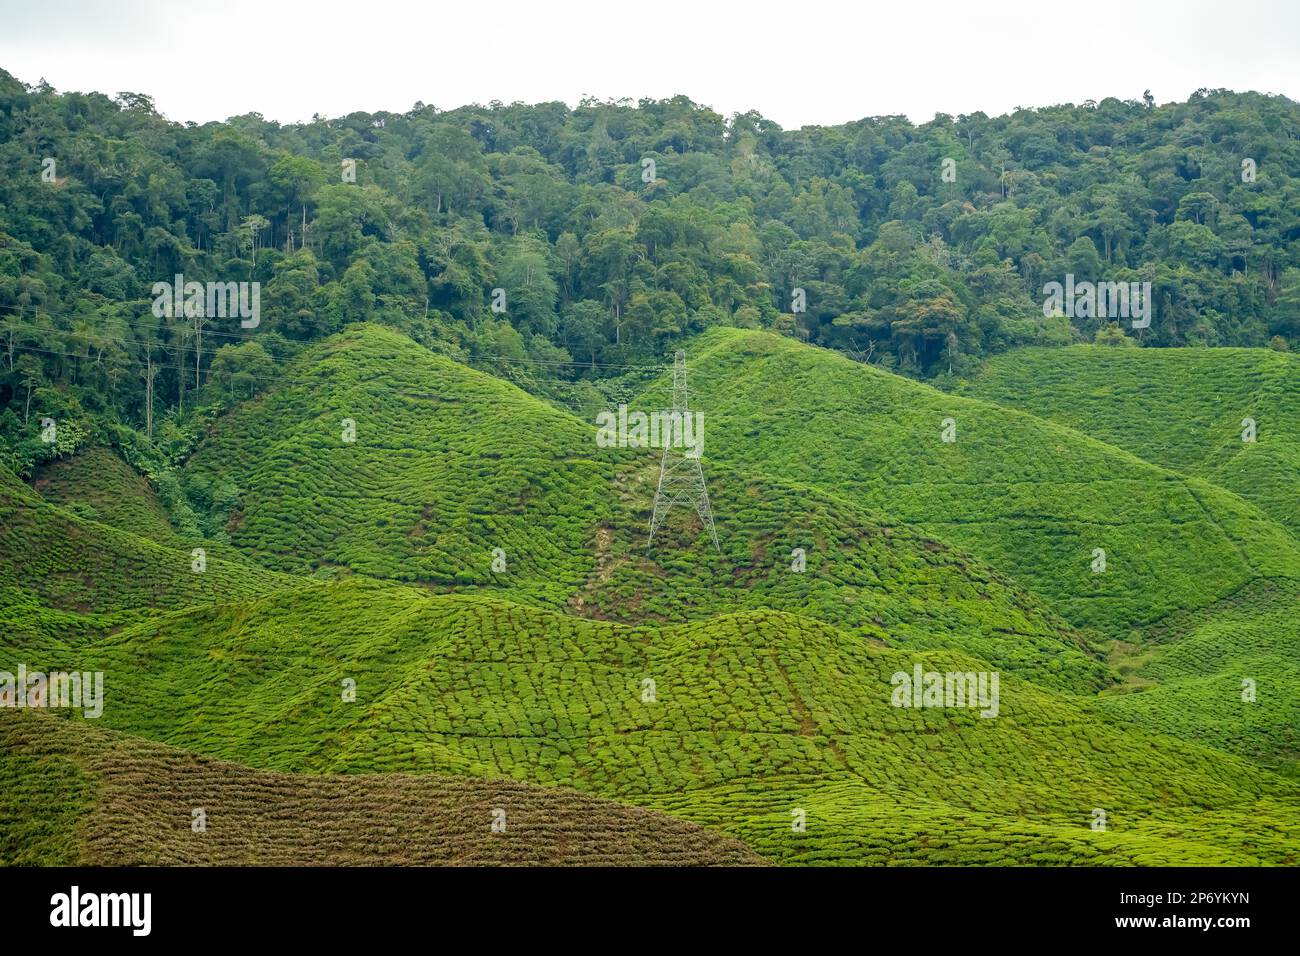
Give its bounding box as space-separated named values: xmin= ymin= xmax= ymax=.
xmin=638 ymin=328 xmax=1300 ymax=639
xmin=0 ymin=712 xmax=762 ymax=866
xmin=3 ymin=322 xmax=1298 ymax=865
xmin=179 ymin=323 xmax=1109 ymax=693
xmin=963 ymin=346 xmax=1300 ymax=536
xmin=4 ymin=579 xmax=1296 ymax=865
xmin=0 ymin=461 xmax=297 ymax=650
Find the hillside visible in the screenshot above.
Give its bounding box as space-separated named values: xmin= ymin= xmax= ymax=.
xmin=961 ymin=345 xmax=1300 ymax=536
xmin=4 ymin=65 xmax=1300 ymax=874
xmin=181 ymin=322 xmax=1108 ymax=692
xmin=0 ymin=712 xmax=762 ymax=866
xmin=643 ymin=328 xmax=1300 ymax=639
xmin=6 ymin=580 xmax=1295 ymax=865
xmin=183 ymin=323 xmax=615 ymax=604
xmin=4 ymin=80 xmax=1298 ymax=442
xmin=31 ymin=446 xmax=183 ymax=545
xmin=7 ymin=323 xmax=1300 ymax=865
xmin=0 ymin=464 xmax=296 ymax=649
xmin=1096 ymin=578 xmax=1300 ymax=773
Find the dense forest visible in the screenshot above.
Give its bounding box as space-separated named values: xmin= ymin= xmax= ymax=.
xmin=1 ymin=67 xmax=1298 ymax=475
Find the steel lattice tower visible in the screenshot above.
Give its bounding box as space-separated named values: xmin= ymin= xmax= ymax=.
xmin=648 ymin=349 xmax=720 ymax=552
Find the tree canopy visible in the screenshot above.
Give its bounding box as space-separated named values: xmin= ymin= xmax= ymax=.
xmin=1 ymin=71 xmax=1298 ymax=470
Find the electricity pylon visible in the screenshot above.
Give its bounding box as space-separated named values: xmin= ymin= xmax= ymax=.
xmin=648 ymin=349 xmax=720 ymax=552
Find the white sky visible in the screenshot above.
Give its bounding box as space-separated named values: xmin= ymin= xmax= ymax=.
xmin=1 ymin=0 xmax=1297 ymax=129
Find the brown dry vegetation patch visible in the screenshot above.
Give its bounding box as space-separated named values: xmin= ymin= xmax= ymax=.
xmin=2 ymin=714 xmax=764 ymax=867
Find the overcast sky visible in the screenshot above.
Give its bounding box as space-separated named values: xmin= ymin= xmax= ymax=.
xmin=1 ymin=0 xmax=1297 ymax=128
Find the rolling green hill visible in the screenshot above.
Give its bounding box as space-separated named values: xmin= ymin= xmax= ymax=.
xmin=0 ymin=712 xmax=763 ymax=866
xmin=31 ymin=446 xmax=182 ymax=545
xmin=7 ymin=323 xmax=1299 ymax=866
xmin=961 ymin=345 xmax=1300 ymax=536
xmin=0 ymin=463 xmax=297 ymax=650
xmin=644 ymin=328 xmax=1300 ymax=639
xmin=569 ymin=460 xmax=1106 ymax=692
xmin=179 ymin=322 xmax=1108 ymax=693
xmin=1096 ymin=577 xmax=1300 ymax=774
xmin=957 ymin=345 xmax=1300 ymax=770
xmin=5 ymin=581 xmax=1295 ymax=865
xmin=183 ymin=324 xmax=615 ymax=604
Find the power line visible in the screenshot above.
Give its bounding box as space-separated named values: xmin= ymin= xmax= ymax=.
xmin=1 ymin=305 xmax=703 ymax=416
xmin=2 ymin=308 xmax=760 ymax=425
xmin=7 ymin=337 xmax=770 ymax=429
xmin=0 ymin=303 xmax=268 ymax=347
xmin=0 ymin=304 xmax=686 ymax=372
xmin=0 ymin=320 xmax=690 ymax=395
xmin=2 ymin=336 xmax=667 ymax=412
xmin=648 ymin=348 xmax=720 ymax=552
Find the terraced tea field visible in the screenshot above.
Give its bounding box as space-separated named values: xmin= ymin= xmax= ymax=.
xmin=637 ymin=328 xmax=1300 ymax=639
xmin=961 ymin=345 xmax=1300 ymax=774
xmin=1096 ymin=578 xmax=1300 ymax=774
xmin=0 ymin=712 xmax=761 ymax=866
xmin=32 ymin=446 xmax=184 ymax=545
xmin=962 ymin=346 xmax=1300 ymax=535
xmin=5 ymin=322 xmax=1299 ymax=866
xmin=0 ymin=462 xmax=297 ymax=650
xmin=5 ymin=580 xmax=1296 ymax=865
xmin=179 ymin=324 xmax=1108 ymax=693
